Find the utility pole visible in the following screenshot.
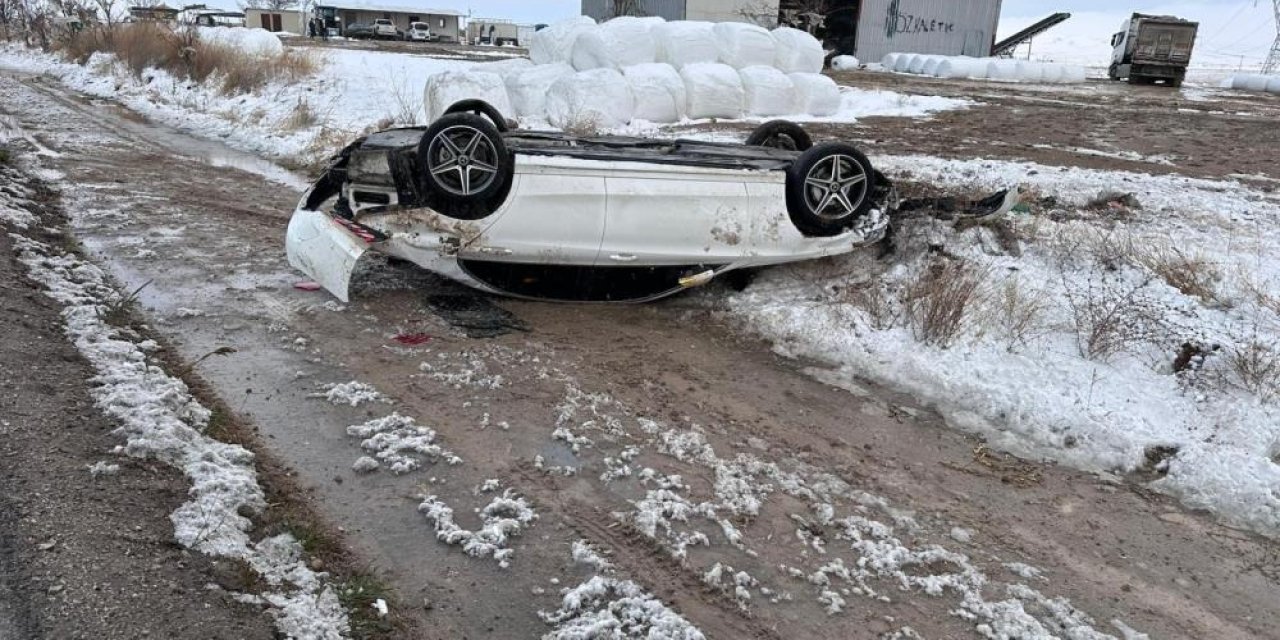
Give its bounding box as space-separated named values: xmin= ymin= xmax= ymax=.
xmin=1264 ymin=0 xmax=1280 ymax=73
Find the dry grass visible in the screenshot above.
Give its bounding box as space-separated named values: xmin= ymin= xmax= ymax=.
xmin=903 ymin=259 xmax=992 ymax=348
xmin=1063 ymin=274 xmax=1166 ymax=361
xmin=281 ymin=98 xmax=318 ymax=131
xmin=840 ymin=280 xmax=900 ymax=330
xmin=1135 ymin=244 xmax=1222 ymax=304
xmin=56 ymin=23 xmax=315 ymax=95
xmin=1225 ymin=336 xmax=1280 ymax=402
xmin=986 ymin=277 xmax=1052 ymax=352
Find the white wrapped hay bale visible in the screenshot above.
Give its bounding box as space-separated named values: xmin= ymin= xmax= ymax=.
xmin=935 ymin=57 xmax=974 ymax=79
xmin=529 ymin=16 xmax=595 ymax=65
xmin=198 ymin=27 xmax=283 ymax=57
xmin=680 ymin=62 xmax=745 ymax=119
xmin=712 ymin=22 xmax=776 ymax=69
xmin=571 ymin=16 xmax=662 ymax=70
xmin=909 ymin=54 xmax=940 ymax=75
xmin=789 ymin=72 xmax=841 ymax=116
xmin=831 ymin=55 xmax=860 ymax=71
xmin=1233 ymin=75 xmax=1270 ymax=92
xmin=986 ymin=59 xmax=1019 ymax=81
xmin=545 ymin=68 xmax=634 ymax=130
xmin=1039 ymin=63 xmax=1064 ymax=83
xmin=881 ymin=52 xmax=902 ymax=69
xmin=506 ymin=63 xmax=575 ymax=118
xmin=424 ymin=71 xmax=513 ymax=122
xmin=1267 ymin=76 xmax=1280 ymax=94
xmin=771 ymin=27 xmax=823 ymax=73
xmin=653 ymin=21 xmax=719 ymax=69
xmin=922 ymin=56 xmax=945 ymax=77
xmin=623 ymin=63 xmax=687 ymax=123
xmin=897 ymin=54 xmax=921 ymax=73
xmin=739 ymin=66 xmax=795 ymax=117
xmin=473 ymin=57 xmax=534 ymax=80
xmin=1015 ymin=60 xmax=1044 ymax=82
xmin=1059 ymin=65 xmax=1087 ymax=84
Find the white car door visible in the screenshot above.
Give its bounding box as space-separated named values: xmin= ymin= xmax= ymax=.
xmin=598 ymin=161 xmax=759 ymax=266
xmin=463 ymin=156 xmax=608 ymax=265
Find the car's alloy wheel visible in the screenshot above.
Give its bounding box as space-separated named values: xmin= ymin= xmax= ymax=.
xmin=802 ymin=154 xmax=868 ymax=221
xmin=426 ymin=125 xmax=501 ymax=197
xmin=784 ymin=142 xmax=877 ymax=237
xmin=417 ymin=112 xmax=514 ymax=220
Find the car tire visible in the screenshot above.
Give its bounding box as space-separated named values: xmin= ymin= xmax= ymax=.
xmin=443 ymin=99 xmax=511 ymax=133
xmin=785 ymin=142 xmax=876 ymax=237
xmin=745 ymin=120 xmax=813 ymax=151
xmin=417 ymin=113 xmax=513 ymax=220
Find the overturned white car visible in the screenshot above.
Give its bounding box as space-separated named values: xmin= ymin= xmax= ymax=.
xmin=286 ymin=102 xmax=1011 ymax=302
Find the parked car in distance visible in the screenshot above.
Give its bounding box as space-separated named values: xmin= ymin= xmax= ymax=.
xmin=408 ymin=21 xmax=435 ymax=41
xmin=373 ymin=18 xmax=401 ymax=40
xmin=344 ymin=22 xmax=375 ymax=39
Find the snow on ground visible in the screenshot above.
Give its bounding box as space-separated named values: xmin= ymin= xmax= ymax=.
xmin=0 ymin=43 xmax=968 ymax=168
xmin=719 ymin=153 xmax=1280 ymax=539
xmin=6 ymin=224 xmax=348 ymax=638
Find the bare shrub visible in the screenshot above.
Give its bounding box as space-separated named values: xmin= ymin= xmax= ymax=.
xmin=840 ymin=280 xmax=900 ymax=330
xmin=986 ymin=277 xmax=1052 ymax=352
xmin=1225 ymin=334 xmax=1280 ymax=402
xmin=280 ymin=98 xmax=317 ymax=131
xmin=1085 ymin=227 xmax=1140 ymax=272
xmin=1136 ymin=244 xmax=1221 ymax=304
xmin=1063 ymin=274 xmax=1166 ymax=361
xmin=903 ymin=259 xmax=992 ymax=347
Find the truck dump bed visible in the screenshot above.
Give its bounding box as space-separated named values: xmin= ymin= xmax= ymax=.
xmin=1130 ymin=14 xmax=1197 ymax=65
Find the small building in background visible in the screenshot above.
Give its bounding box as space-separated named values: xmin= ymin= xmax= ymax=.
xmin=314 ymin=2 xmax=463 ymax=41
xmin=128 ymin=4 xmax=180 ymax=22
xmin=189 ymin=10 xmax=247 ymax=28
xmin=244 ymin=8 xmax=303 ymax=33
xmin=467 ymin=18 xmax=521 ymax=45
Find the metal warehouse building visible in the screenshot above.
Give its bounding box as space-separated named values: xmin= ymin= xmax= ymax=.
xmin=581 ymin=0 xmax=1003 ymax=61
xmin=582 ymin=0 xmax=781 ymax=25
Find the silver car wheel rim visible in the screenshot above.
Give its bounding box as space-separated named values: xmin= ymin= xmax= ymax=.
xmin=427 ymin=125 xmax=499 ymax=197
xmin=803 ymin=154 xmax=868 ymax=221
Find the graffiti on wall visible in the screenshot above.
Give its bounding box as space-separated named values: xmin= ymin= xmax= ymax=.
xmin=884 ymin=0 xmax=956 ymax=38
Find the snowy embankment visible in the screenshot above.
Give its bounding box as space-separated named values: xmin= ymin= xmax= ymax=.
xmin=0 ymin=39 xmax=967 ymax=169
xmin=2 ymin=162 xmax=348 ymax=636
xmin=722 ymin=155 xmax=1280 ymax=539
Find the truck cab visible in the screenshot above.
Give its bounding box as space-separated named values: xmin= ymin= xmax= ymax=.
xmin=1109 ymin=13 xmax=1197 ymax=87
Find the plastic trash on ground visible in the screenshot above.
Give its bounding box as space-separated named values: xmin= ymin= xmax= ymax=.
xmin=789 ymin=72 xmax=841 ymax=116
xmin=739 ymin=66 xmax=795 ymax=117
xmin=623 ymin=63 xmax=687 ymax=123
xmin=831 ymin=55 xmax=860 ymax=71
xmin=653 ymin=21 xmax=718 ymax=69
xmin=712 ymin=22 xmax=776 ymax=69
xmin=680 ymin=62 xmax=745 ymax=119
xmin=528 ymin=16 xmax=595 ymax=65
xmin=771 ymin=27 xmax=824 ymax=73
xmin=424 ymin=71 xmax=513 ymax=122
xmin=545 ymin=68 xmax=634 ymax=130
xmin=506 ymin=63 xmax=575 ymax=118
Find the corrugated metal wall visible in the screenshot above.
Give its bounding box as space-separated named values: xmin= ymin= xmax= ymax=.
xmin=855 ymin=0 xmax=1003 ymax=61
xmin=581 ymin=0 xmax=687 ymax=21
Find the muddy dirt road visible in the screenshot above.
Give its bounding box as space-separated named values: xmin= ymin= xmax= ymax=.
xmin=2 ymin=70 xmax=1278 ymax=639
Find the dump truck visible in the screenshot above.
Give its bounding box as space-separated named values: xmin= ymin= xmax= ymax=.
xmin=1108 ymin=13 xmax=1198 ymax=87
